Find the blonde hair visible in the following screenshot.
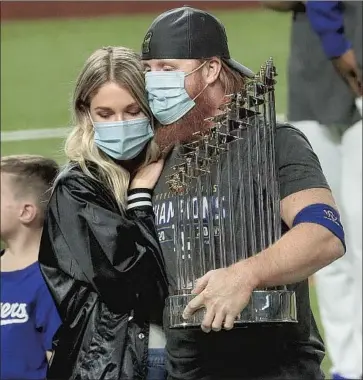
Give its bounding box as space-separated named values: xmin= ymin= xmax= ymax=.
xmin=1 ymin=155 xmax=59 ymax=215
xmin=65 ymin=46 xmax=159 ymax=209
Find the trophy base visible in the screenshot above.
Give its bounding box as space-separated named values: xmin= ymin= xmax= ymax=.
xmin=167 ymin=290 xmax=297 ymax=329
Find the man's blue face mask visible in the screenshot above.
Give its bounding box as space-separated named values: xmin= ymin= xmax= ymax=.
xmin=89 ymin=114 xmax=154 ymax=161
xmin=145 ymin=61 xmax=208 ymax=125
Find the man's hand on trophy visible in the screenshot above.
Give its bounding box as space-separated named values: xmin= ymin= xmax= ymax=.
xmin=182 ymin=265 xmax=257 ymax=333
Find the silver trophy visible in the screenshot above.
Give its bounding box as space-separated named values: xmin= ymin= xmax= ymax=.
xmin=165 ymin=58 xmax=297 ymax=328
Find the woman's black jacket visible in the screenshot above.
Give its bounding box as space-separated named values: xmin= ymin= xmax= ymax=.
xmin=38 ymin=165 xmax=169 ymax=380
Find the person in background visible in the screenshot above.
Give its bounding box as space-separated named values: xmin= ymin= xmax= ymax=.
xmin=0 ymin=154 xmax=61 ymax=380
xmin=38 ymin=46 xmax=169 ymax=380
xmin=262 ymin=1 xmax=362 ymax=379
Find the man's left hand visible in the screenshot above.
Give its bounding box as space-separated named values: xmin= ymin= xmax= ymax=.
xmin=182 ymin=263 xmax=257 ymax=333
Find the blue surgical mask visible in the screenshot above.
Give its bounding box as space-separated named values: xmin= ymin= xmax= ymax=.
xmin=145 ymin=62 xmax=207 ymax=125
xmin=92 ymin=117 xmax=154 ymax=160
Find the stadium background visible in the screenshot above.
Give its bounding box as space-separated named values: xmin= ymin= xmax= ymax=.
xmin=0 ymin=1 xmax=331 ymax=375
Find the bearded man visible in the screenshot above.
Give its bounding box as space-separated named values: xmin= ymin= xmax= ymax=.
xmin=142 ymin=6 xmax=345 ymax=380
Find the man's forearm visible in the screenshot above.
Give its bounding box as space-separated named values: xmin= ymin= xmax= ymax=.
xmin=236 ymin=223 xmax=345 ymax=288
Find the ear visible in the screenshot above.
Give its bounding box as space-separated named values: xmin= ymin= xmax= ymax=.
xmin=202 ymin=57 xmax=222 ymax=85
xmin=19 ymin=203 xmax=38 ymax=225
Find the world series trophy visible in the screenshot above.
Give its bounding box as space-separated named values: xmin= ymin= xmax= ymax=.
xmin=165 ymin=58 xmax=298 ymax=329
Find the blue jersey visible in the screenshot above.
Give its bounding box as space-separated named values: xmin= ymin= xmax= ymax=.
xmin=0 ymin=259 xmax=61 ymax=380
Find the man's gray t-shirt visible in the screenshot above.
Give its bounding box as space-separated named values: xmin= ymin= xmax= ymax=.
xmin=153 ymin=124 xmax=329 ymax=379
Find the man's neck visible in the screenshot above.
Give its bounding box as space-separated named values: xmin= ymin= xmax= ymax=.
xmin=1 ymin=228 xmax=42 ymax=271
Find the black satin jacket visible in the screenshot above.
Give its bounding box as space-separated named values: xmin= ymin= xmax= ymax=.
xmin=38 ymin=165 xmax=169 ymax=380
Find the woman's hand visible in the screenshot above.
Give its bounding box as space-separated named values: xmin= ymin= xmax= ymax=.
xmin=129 ymin=158 xmax=165 ymax=190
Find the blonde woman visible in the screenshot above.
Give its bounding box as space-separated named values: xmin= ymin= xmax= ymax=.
xmin=38 ymin=47 xmax=169 ymax=380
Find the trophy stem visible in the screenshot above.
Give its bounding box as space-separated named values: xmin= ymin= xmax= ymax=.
xmin=265 ymin=59 xmax=286 ymax=292
xmin=183 ymin=193 xmax=193 ymax=289
xmin=204 ymin=137 xmax=217 ymax=271
xmin=261 ymin=98 xmax=274 ymax=247
xmin=187 ymin=193 xmax=197 ymax=285
xmin=266 ymin=61 xmax=281 ymax=243
xmin=226 ymin=121 xmax=238 ymax=265
xmin=252 ymin=106 xmax=267 ymax=253
xmin=174 ymin=193 xmax=184 ymax=291
xmin=195 ymin=150 xmax=207 ymax=276
xmin=236 ymin=123 xmax=248 ymax=261
xmin=246 ymin=122 xmax=257 ymax=255
xmin=216 ymin=143 xmax=227 ymax=267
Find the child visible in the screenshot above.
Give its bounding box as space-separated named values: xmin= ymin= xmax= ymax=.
xmin=1 ymin=155 xmax=61 ymax=380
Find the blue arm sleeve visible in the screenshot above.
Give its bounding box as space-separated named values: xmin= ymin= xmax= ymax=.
xmin=306 ymin=1 xmax=351 ymax=59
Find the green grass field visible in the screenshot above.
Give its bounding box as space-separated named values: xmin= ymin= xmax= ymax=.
xmin=1 ymin=8 xmax=331 ymax=376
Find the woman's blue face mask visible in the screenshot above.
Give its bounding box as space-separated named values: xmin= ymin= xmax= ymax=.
xmin=145 ymin=61 xmax=208 ymax=125
xmin=89 ymin=113 xmax=154 ymax=161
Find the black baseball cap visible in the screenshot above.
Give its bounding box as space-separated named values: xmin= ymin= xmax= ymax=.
xmin=141 ymin=6 xmax=255 ymax=78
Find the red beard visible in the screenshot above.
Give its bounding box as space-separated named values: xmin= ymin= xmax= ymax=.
xmin=155 ymin=78 xmax=215 ymax=153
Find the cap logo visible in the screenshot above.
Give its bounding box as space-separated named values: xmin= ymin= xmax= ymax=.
xmin=142 ymin=31 xmax=153 ymax=54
